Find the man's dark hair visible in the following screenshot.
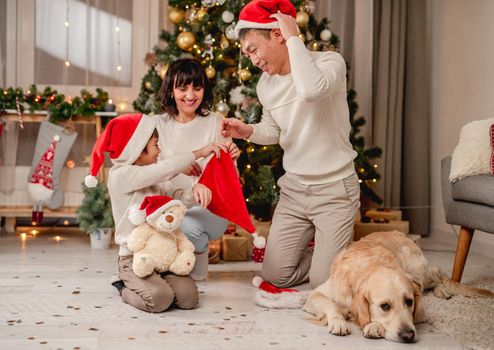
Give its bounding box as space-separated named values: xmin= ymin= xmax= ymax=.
xmin=238 ymin=28 xmax=272 ymax=41
xmin=158 ymin=58 xmax=213 ymax=117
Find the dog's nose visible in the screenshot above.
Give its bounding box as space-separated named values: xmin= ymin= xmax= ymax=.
xmin=165 ymin=215 xmax=174 ymax=223
xmin=399 ymin=328 xmax=415 ymax=343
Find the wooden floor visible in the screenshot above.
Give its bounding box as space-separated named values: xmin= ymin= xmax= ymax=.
xmin=0 ymin=229 xmax=492 ymax=350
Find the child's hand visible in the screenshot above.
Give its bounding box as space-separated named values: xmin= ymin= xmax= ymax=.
xmin=225 ymin=140 xmax=240 ymax=161
xmin=193 ymin=142 xmax=227 ymax=159
xmin=192 ymin=183 xmax=212 ymax=208
xmin=182 ymin=161 xmax=202 ymax=177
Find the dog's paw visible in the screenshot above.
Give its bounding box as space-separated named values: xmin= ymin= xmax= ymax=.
xmin=363 ymin=322 xmax=385 ymax=339
xmin=327 ymin=317 xmax=351 ymax=336
xmin=433 ymin=285 xmax=452 ymax=299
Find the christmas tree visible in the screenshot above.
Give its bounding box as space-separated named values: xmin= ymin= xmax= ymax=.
xmin=133 ymin=0 xmax=382 ymax=215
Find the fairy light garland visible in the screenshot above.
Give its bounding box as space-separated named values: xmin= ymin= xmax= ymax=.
xmin=64 ymin=0 xmax=70 ymax=67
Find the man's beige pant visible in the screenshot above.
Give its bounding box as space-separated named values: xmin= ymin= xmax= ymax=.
xmin=118 ymin=255 xmax=198 ymax=313
xmin=261 ymin=173 xmax=360 ymax=289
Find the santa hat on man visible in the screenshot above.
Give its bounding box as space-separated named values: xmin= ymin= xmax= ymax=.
xmin=85 ymin=113 xmax=156 ymax=187
xmin=128 ymin=195 xmax=183 ymax=226
xmin=234 ymin=0 xmax=297 ymax=38
xmin=197 ymin=150 xmax=266 ymax=249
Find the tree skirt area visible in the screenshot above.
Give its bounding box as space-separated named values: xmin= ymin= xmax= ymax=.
xmin=422 ymin=276 xmax=494 ymax=350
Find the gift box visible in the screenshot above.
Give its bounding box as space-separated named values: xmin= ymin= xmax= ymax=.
xmin=365 ymin=208 xmax=402 ymax=221
xmin=252 ymin=247 xmax=265 ymax=263
xmin=221 ymin=233 xmax=249 ymax=261
xmin=208 ymin=238 xmax=222 ymax=264
xmin=354 ymin=220 xmax=409 ymax=241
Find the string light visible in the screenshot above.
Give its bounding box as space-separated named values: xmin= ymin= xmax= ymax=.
xmin=115 ymin=12 xmax=122 ymax=72
xmin=64 ymin=0 xmax=70 ymax=68
xmin=246 ymin=164 xmax=251 ymax=169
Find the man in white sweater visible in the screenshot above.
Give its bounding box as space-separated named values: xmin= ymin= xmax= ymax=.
xmin=222 ymin=0 xmax=360 ymax=289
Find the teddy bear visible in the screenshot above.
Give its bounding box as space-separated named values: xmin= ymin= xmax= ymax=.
xmin=127 ymin=195 xmax=196 ymax=278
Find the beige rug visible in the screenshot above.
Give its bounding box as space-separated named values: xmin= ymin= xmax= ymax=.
xmin=422 ymin=276 xmax=494 ymax=350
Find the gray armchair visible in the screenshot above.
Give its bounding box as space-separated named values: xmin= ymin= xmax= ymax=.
xmin=441 ymin=157 xmax=494 ymax=282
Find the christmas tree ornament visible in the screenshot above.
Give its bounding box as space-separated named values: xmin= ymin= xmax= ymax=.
xmin=144 ymin=81 xmax=153 ymax=90
xmin=215 ymin=100 xmax=230 ymax=116
xmin=176 ymin=31 xmax=196 ymax=50
xmin=217 ymin=0 xmax=226 ymax=5
xmin=296 ymin=9 xmax=309 ymax=28
xmin=239 ymin=68 xmax=252 ymax=81
xmin=308 ymin=41 xmax=319 ymax=51
xmin=304 ymin=0 xmax=316 ymax=14
xmin=320 ymin=28 xmax=332 ymax=41
xmin=168 ymin=7 xmax=185 ymax=24
xmin=225 ymin=22 xmax=237 ymax=40
xmin=156 ymin=63 xmax=169 ymax=79
xmin=229 ymin=85 xmax=245 ymax=105
xmin=220 ymin=35 xmax=230 ymax=49
xmin=185 ymin=7 xmax=197 ymax=22
xmin=201 ymin=0 xmax=215 ymax=8
xmin=205 ymin=65 xmax=216 ymax=79
xmin=144 ymin=52 xmax=158 ymax=67
xmin=196 ymin=8 xmax=207 ymax=21
xmin=221 ymin=10 xmax=234 ymax=23
xmin=298 ymin=32 xmax=306 ymax=42
xmin=201 ymin=34 xmax=215 ymax=60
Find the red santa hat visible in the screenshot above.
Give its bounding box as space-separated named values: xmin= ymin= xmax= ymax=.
xmin=85 ymin=113 xmax=156 ymax=187
xmin=235 ymin=0 xmax=297 ymax=38
xmin=198 ymin=150 xmax=266 ymax=248
xmin=252 ymin=276 xmax=309 ymax=309
xmin=27 ymin=134 xmax=59 ymax=204
xmin=128 ymin=195 xmax=183 ymax=226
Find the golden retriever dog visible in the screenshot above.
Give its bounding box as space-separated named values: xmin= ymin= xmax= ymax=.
xmin=303 ymin=231 xmax=493 ymax=343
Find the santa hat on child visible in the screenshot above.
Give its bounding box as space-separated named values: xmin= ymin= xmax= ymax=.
xmin=85 ymin=113 xmax=156 ymax=187
xmin=252 ymin=276 xmax=309 ymax=309
xmin=27 ymin=135 xmax=59 ymax=204
xmin=128 ymin=195 xmax=183 ymax=226
xmin=235 ymin=0 xmax=297 ymax=38
xmin=198 ymin=150 xmax=266 ymax=249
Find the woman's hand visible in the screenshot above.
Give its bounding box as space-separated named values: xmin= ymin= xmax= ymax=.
xmin=192 ymin=183 xmax=212 ymax=208
xmin=225 ymin=140 xmax=240 ymax=161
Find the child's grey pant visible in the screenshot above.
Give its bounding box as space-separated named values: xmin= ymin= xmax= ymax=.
xmin=261 ymin=173 xmax=360 ymax=289
xmin=180 ymin=205 xmax=228 ymax=253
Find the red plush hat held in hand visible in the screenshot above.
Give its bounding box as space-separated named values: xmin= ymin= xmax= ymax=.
xmin=198 ymin=150 xmax=265 ymax=248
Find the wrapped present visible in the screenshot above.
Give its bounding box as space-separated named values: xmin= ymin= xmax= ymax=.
xmin=252 ymin=247 xmax=265 ymax=263
xmin=221 ymin=233 xmax=248 ymax=261
xmin=354 ymin=220 xmax=409 ymax=241
xmin=224 ymin=223 xmax=236 ymax=235
xmin=365 ymin=208 xmax=402 ymax=221
xmin=208 ymin=238 xmax=222 ymax=264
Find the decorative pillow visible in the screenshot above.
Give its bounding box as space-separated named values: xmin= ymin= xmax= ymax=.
xmin=450 ymin=118 xmax=494 ymax=183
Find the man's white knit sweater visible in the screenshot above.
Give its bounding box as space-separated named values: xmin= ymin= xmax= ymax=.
xmin=250 ymin=37 xmax=357 ymax=185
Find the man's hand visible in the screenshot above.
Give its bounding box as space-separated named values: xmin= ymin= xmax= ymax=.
xmin=193 ymin=142 xmax=227 ymax=160
xmin=225 ymin=140 xmax=240 ymax=161
xmin=221 ymin=118 xmax=254 ymax=139
xmin=270 ymin=12 xmax=298 ymax=40
xmin=192 ymin=183 xmax=212 ymax=208
xmin=182 ymin=161 xmax=202 ymax=177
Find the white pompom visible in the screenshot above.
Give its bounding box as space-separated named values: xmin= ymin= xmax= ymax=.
xmin=320 ymin=28 xmax=332 ymax=42
xmin=252 ymin=232 xmax=266 ymax=249
xmin=252 ymin=275 xmax=263 ymax=288
xmin=128 ymin=203 xmax=146 ymax=225
xmin=84 ymin=175 xmax=98 ymax=188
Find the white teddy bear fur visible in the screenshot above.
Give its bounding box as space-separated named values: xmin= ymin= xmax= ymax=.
xmin=126 ymin=203 xmax=196 ymax=278
xmin=450 ymin=117 xmax=494 ymax=183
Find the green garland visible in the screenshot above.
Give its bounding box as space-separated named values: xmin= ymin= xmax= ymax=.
xmin=0 ymin=84 xmax=110 ymax=124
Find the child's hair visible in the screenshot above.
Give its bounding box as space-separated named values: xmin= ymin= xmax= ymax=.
xmin=159 ymin=58 xmax=214 ymax=117
xmin=141 ymin=129 xmax=158 ymax=154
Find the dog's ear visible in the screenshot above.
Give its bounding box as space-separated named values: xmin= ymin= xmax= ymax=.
xmin=412 ymin=280 xmax=425 ymax=323
xmin=351 ymin=290 xmax=371 ymax=328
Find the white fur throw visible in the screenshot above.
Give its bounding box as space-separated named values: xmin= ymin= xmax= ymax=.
xmin=450 ymin=117 xmax=494 ymax=183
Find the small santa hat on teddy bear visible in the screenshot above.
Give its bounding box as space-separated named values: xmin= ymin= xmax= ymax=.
xmin=128 ymin=195 xmax=182 ymax=226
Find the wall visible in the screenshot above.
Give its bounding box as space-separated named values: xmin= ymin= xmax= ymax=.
xmin=428 ymin=0 xmax=494 ymax=255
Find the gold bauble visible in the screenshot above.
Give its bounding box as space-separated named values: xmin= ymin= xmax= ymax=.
xmin=177 ymin=31 xmax=196 ymax=51
xmin=298 ymin=33 xmax=306 ymax=42
xmin=220 ymin=35 xmax=229 ymax=49
xmin=296 ymin=10 xmax=309 ymax=28
xmin=144 ymin=81 xmax=153 ymax=90
xmin=309 ymin=41 xmax=319 ymax=51
xmin=159 ymin=64 xmax=169 ymax=79
xmin=239 ymin=68 xmax=252 ymax=81
xmin=197 ymin=8 xmax=207 ymax=21
xmin=168 ymin=7 xmax=185 ymax=24
xmin=205 ymin=65 xmax=216 ymax=79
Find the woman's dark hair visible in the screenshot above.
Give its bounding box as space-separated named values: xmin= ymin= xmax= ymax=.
xmin=158 ymin=58 xmax=213 ymax=117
